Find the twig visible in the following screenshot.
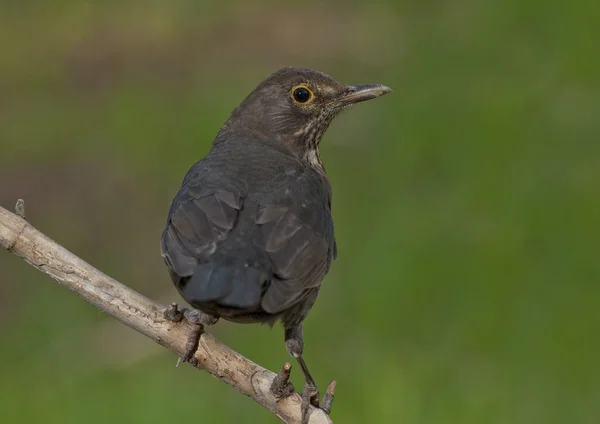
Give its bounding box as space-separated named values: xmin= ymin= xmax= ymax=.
xmin=0 ymin=203 xmax=333 ymax=424
xmin=15 ymin=199 xmax=25 ymax=219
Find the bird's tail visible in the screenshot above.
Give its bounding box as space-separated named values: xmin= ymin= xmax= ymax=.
xmin=181 ymin=250 xmax=269 ymax=310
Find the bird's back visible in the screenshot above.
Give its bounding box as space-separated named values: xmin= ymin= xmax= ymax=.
xmin=161 ymin=138 xmax=336 ymax=323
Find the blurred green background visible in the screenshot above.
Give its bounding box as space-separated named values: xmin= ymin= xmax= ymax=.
xmin=1 ymin=1 xmax=599 ymax=423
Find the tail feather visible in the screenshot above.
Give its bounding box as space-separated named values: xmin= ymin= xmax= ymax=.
xmin=181 ymin=254 xmax=268 ymax=310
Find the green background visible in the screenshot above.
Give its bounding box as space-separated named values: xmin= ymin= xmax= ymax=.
xmin=1 ymin=1 xmax=598 ymax=423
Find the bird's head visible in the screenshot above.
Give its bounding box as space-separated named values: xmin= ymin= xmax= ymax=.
xmin=216 ymin=67 xmax=391 ymax=170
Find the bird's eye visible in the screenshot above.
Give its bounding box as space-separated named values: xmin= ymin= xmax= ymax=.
xmin=292 ymin=86 xmax=314 ymax=104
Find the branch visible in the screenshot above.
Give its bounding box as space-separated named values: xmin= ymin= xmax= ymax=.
xmin=0 ymin=203 xmax=333 ymax=424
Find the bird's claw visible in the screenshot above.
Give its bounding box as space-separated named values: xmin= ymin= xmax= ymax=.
xmin=300 ymin=381 xmax=320 ymax=424
xmin=179 ymin=323 xmax=202 ymax=366
xmin=183 ymin=308 xmax=218 ymax=326
xmin=300 ymin=379 xmax=337 ymax=423
xmin=269 ymin=363 xmax=335 ymax=422
xmin=163 ymin=303 xmax=217 ymax=367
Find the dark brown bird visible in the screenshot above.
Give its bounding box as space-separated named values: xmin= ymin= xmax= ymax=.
xmin=161 ymin=67 xmax=390 ymax=417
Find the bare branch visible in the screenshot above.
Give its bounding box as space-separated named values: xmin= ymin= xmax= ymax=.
xmin=0 ymin=204 xmax=333 ymax=424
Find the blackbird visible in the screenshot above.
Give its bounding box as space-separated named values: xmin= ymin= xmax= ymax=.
xmin=161 ymin=67 xmax=390 ymax=418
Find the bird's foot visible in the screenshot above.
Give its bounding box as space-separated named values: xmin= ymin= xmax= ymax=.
xmin=300 ymin=380 xmax=320 ymax=424
xmin=163 ymin=303 xmax=218 ymax=367
xmin=300 ymin=380 xmax=336 ymax=423
xmin=269 ymin=361 xmax=336 ymax=422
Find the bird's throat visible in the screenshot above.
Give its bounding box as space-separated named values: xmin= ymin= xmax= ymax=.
xmin=298 ymin=112 xmax=335 ymax=173
xmin=304 ymin=147 xmax=324 ymax=171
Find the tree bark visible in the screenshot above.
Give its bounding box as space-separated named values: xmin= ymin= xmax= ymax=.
xmin=0 ymin=204 xmax=333 ymax=424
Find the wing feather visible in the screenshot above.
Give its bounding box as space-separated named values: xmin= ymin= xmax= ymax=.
xmin=161 ymin=187 xmax=242 ymax=278
xmin=255 ymin=203 xmax=335 ymax=314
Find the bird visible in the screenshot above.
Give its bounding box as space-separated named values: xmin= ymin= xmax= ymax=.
xmin=161 ymin=67 xmax=390 ymax=420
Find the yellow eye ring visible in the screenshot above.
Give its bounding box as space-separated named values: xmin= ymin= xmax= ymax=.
xmin=291 ymin=84 xmax=314 ymax=104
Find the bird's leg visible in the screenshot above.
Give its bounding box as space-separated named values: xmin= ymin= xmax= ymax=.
xmin=298 ymin=357 xmax=320 ymax=424
xmin=285 ymin=326 xmax=321 ymax=424
xmin=180 ymin=308 xmax=218 ymax=366
xmin=163 ymin=303 xmax=218 ymax=366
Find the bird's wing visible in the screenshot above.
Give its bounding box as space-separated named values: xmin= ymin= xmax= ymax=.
xmin=255 ymin=197 xmax=335 ymax=314
xmin=161 ymin=184 xmax=243 ymax=279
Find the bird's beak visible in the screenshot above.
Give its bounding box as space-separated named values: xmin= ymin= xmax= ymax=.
xmin=333 ymin=84 xmax=392 ymax=107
